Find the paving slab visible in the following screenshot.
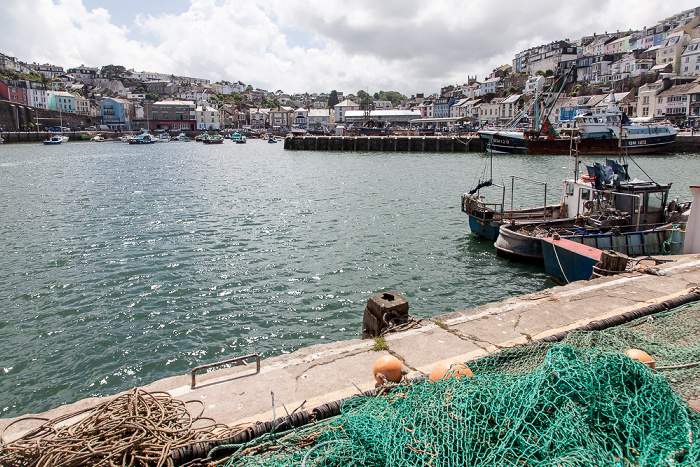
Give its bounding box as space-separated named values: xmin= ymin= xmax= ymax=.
xmin=384 ymin=322 xmax=483 ymax=373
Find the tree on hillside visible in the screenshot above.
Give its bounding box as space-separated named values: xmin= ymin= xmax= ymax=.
xmin=374 ymin=90 xmax=407 ymax=107
xmin=101 ymin=64 xmax=127 ymax=80
xmin=357 ymin=90 xmax=372 ymax=109
xmin=328 ymin=90 xmax=339 ymax=108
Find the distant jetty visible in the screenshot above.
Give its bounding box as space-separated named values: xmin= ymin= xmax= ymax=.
xmin=283 ymin=135 xmax=485 ymax=152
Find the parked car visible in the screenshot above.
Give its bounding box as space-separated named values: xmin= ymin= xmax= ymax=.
xmin=85 ymin=126 xmax=97 ymax=131
xmin=47 ymin=126 xmax=62 ymax=132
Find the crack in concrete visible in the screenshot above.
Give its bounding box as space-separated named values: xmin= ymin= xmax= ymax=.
xmin=294 ymin=349 xmax=374 ymax=381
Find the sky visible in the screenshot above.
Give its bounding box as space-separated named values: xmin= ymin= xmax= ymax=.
xmin=1 ymin=0 xmax=698 ymax=97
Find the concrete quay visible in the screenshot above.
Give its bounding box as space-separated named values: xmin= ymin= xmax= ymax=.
xmin=3 ymin=255 xmax=700 ymax=446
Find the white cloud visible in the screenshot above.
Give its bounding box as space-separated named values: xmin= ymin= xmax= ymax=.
xmin=1 ymin=0 xmax=698 ymax=96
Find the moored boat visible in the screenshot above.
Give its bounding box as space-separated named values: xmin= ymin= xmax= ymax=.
xmin=43 ymin=134 xmax=64 ymax=145
xmin=268 ymin=136 xmax=278 ymax=143
xmin=235 ymin=135 xmax=247 ymax=144
xmin=128 ymin=133 xmax=157 ymax=144
xmin=202 ymin=134 xmax=224 ymax=144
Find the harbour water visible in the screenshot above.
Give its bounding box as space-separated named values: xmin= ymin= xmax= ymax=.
xmin=0 ymin=140 xmax=697 ymax=418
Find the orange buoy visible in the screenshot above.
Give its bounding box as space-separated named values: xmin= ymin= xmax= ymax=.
xmin=373 ymin=355 xmax=403 ymax=383
xmin=625 ymin=348 xmax=656 ymax=370
xmin=429 ymin=358 xmax=473 ymax=382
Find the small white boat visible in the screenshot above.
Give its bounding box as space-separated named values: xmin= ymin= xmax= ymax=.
xmin=90 ymin=135 xmax=105 ymax=142
xmin=268 ymin=136 xmax=278 ymax=143
xmin=128 ymin=133 xmax=157 ymax=144
xmin=43 ymin=135 xmax=64 ymax=145
xmin=236 ymin=135 xmax=247 ymax=144
xmin=157 ymin=133 xmax=170 ymax=142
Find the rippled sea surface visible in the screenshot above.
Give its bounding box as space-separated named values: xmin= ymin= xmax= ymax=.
xmin=0 ymin=139 xmax=697 ymax=417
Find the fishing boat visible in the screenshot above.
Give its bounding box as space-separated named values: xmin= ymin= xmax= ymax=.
xmin=479 ymin=102 xmax=677 ymax=155
xmin=128 ymin=133 xmax=157 ymax=144
xmin=476 ymin=68 xmax=676 ymax=155
xmin=492 ymin=155 xmax=689 ymax=263
xmin=43 ymin=134 xmax=65 ymax=145
xmin=157 ymin=133 xmax=171 ymax=142
xmin=202 ymin=134 xmax=224 ymax=144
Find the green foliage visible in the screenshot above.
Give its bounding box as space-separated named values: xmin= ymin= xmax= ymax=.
xmin=373 ymin=337 xmax=388 ymax=351
xmin=545 ymin=69 xmax=555 ymax=76
xmin=535 ymin=70 xmax=544 ymax=76
xmin=145 ymin=93 xmax=161 ymax=101
xmin=0 ymin=67 xmax=45 ymax=83
xmin=328 ymin=90 xmax=339 ymax=108
xmin=100 ymin=64 xmax=127 ymax=80
xmin=483 ymin=92 xmax=496 ymax=103
xmin=374 ymin=90 xmax=407 ymax=107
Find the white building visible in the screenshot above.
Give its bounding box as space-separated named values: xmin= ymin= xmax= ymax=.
xmin=196 ymin=105 xmax=222 ymax=130
xmin=680 ymin=38 xmax=700 ymax=76
xmin=26 ymin=81 xmax=48 ymax=109
xmin=525 ymin=76 xmax=545 ymax=94
xmin=333 ymin=99 xmax=360 ymax=123
xmin=480 ymin=77 xmax=502 ymax=95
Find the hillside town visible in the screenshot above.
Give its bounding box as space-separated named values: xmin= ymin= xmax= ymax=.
xmin=1 ymin=5 xmax=700 ymax=134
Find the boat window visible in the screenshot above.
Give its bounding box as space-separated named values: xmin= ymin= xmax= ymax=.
xmin=566 ymin=183 xmax=574 ymax=196
xmin=646 ymin=192 xmax=665 ymax=212
xmin=581 ymin=189 xmax=590 ymax=201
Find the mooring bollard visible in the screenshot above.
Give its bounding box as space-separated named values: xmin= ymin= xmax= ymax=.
xmin=362 ymin=291 xmax=409 ymax=338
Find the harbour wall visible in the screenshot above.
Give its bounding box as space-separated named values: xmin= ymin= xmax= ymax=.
xmin=283 ymin=135 xmax=485 ymax=152
xmin=284 ymin=134 xmax=700 ymax=153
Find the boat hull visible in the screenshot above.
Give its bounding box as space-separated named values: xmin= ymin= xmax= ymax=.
xmin=541 ymin=237 xmax=603 ymax=284
xmin=467 ymin=214 xmax=501 ymax=241
xmin=477 ymin=132 xmax=676 ymax=155
xmin=499 ymin=223 xmax=684 ymax=265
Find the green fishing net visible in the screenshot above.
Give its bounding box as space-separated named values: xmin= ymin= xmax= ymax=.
xmin=222 ymin=303 xmax=700 ymax=466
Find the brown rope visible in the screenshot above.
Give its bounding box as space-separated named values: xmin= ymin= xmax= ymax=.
xmin=0 ymin=388 xmax=245 ymax=467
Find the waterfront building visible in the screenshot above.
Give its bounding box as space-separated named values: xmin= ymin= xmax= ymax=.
xmin=248 ymin=108 xmax=269 ymax=129
xmin=269 ymin=106 xmax=294 ymax=130
xmin=479 ymin=98 xmax=503 ymax=125
xmin=450 ymin=98 xmax=468 ymax=118
xmin=101 ymin=97 xmax=135 ymax=131
xmin=308 ymin=108 xmax=333 ymax=129
xmin=333 ymin=99 xmax=360 ymax=123
xmin=195 ymin=105 xmax=222 ymax=130
xmin=293 ymin=108 xmax=308 ymax=128
xmin=149 ymin=99 xmax=196 ymax=131
xmin=636 ymin=81 xmax=664 ymax=121
xmin=432 ymin=97 xmax=454 ymax=119
xmin=686 ymin=83 xmax=700 ymax=126
xmin=47 ymin=90 xmax=76 ymax=113
xmin=655 ymin=82 xmax=695 ymax=124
